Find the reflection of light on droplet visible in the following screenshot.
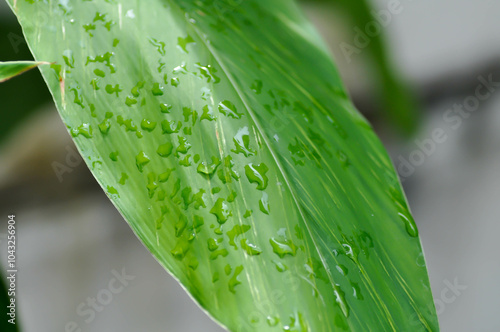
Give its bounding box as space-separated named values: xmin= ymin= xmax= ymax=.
xmin=126 ymin=9 xmax=135 ymax=19
xmin=398 ymin=212 xmax=419 ymax=237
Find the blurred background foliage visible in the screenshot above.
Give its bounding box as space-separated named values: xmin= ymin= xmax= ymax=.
xmin=0 ymin=15 xmax=51 ymax=142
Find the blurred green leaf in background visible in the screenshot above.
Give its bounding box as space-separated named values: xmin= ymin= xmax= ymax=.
xmin=0 ymin=61 xmax=49 ymax=83
xmin=0 ymin=14 xmax=52 ymax=143
xmin=309 ymin=0 xmax=420 ymax=136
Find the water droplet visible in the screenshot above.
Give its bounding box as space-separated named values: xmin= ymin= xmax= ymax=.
xmin=227 ymin=191 xmax=237 ymax=203
xmin=70 ymin=123 xmax=93 ymax=138
xmin=117 ymin=116 xmax=142 ymax=137
xmin=218 ymin=100 xmax=243 ymax=119
xmin=351 ymin=281 xmax=363 ymax=300
xmin=123 ymin=96 xmax=136 ymax=107
xmin=83 ymin=23 xmax=96 ymax=37
xmin=197 ymin=156 xmax=220 ymax=176
xmin=175 ymin=136 xmax=191 ymax=156
xmin=193 ymin=215 xmax=204 ymax=229
xmin=171 ymin=77 xmax=180 ymax=87
xmin=131 ymin=81 xmax=145 ymax=97
xmin=416 ymin=252 xmax=426 ymax=267
xmin=182 ymin=107 xmax=198 ymax=124
xmin=240 ymin=239 xmax=262 ymax=256
xmin=207 ymin=238 xmax=218 ymax=251
xmin=171 ymin=178 xmax=181 ymax=198
xmin=93 ymin=12 xmax=106 ymax=22
xmin=161 ymin=120 xmax=182 ymax=134
xmin=98 ymin=119 xmax=111 ymax=134
xmin=135 ymin=151 xmax=150 ymax=172
xmin=141 ymin=119 xmax=157 ymax=132
xmin=173 ymin=62 xmax=188 ymax=75
xmin=200 ymin=87 xmax=212 ymax=101
xmin=90 ymin=104 xmax=99 ymax=118
xmin=334 ymin=285 xmax=350 ymax=317
xmin=209 ymin=248 xmax=228 ymax=260
xmin=231 ymin=126 xmax=256 ymax=157
xmin=151 ymin=82 xmax=164 ymax=96
xmin=105 ymin=84 xmax=122 ymax=96
xmin=175 ymin=214 xmax=188 ymax=237
xmin=266 ymin=315 xmax=279 ymax=327
xmin=148 ymin=37 xmax=165 ymax=55
xmin=251 ymin=80 xmax=262 ymax=94
xmin=188 ymin=257 xmax=199 ymax=270
xmin=269 ymin=237 xmax=296 ymax=258
xmin=109 ymin=151 xmax=119 ymax=161
xmin=177 ymin=35 xmax=195 ymax=54
xmin=259 ymin=192 xmax=270 ymax=214
xmin=86 ymin=52 xmax=116 ymax=73
xmin=156 ymin=142 xmax=173 ymax=157
xmin=227 ymin=225 xmax=251 ymax=249
xmin=284 ymin=312 xmax=309 ymax=332
xmin=94 ymin=68 xmax=105 ymax=77
xmin=146 ymin=172 xmax=158 ymax=198
xmin=158 ymin=168 xmax=174 ymax=182
xmin=399 ymin=212 xmax=418 ymax=237
xmin=171 ymin=239 xmax=189 ymax=260
xmin=272 ymin=260 xmax=288 ymax=272
xmin=228 ymin=265 xmax=244 ymax=294
xmin=341 ymin=242 xmax=358 ymax=262
xmin=157 ymin=60 xmax=165 ymax=73
xmin=160 ymin=103 xmax=172 ymax=113
xmin=103 ymin=18 xmax=115 ymax=30
xmin=119 ymin=172 xmax=128 ymax=185
xmin=245 ymin=163 xmax=269 ymax=190
xmin=200 ymin=105 xmax=216 ymax=121
xmin=337 ymin=150 xmax=349 ymax=168
xmin=336 ymin=264 xmax=348 ymax=276
xmin=210 ymin=198 xmax=232 ymax=224
xmin=179 ymin=155 xmax=192 ymax=167
xmin=90 ymin=79 xmax=101 ymax=91
xmin=294 ymin=225 xmax=304 ymax=240
xmin=62 ymin=49 xmax=74 ymax=68
xmin=195 ymin=62 xmax=220 ymax=83
xmin=217 ymin=156 xmax=240 ymax=183
xmin=107 ymin=185 xmax=119 ymax=198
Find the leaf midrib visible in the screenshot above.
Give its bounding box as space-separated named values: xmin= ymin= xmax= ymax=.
xmin=168 ymin=2 xmax=360 ymax=330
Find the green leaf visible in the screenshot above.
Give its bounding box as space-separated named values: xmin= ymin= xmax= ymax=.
xmin=0 ymin=61 xmax=49 ymax=83
xmin=335 ymin=0 xmax=420 ymax=136
xmin=307 ymin=0 xmax=420 ymax=135
xmin=6 ymin=0 xmax=438 ymax=331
